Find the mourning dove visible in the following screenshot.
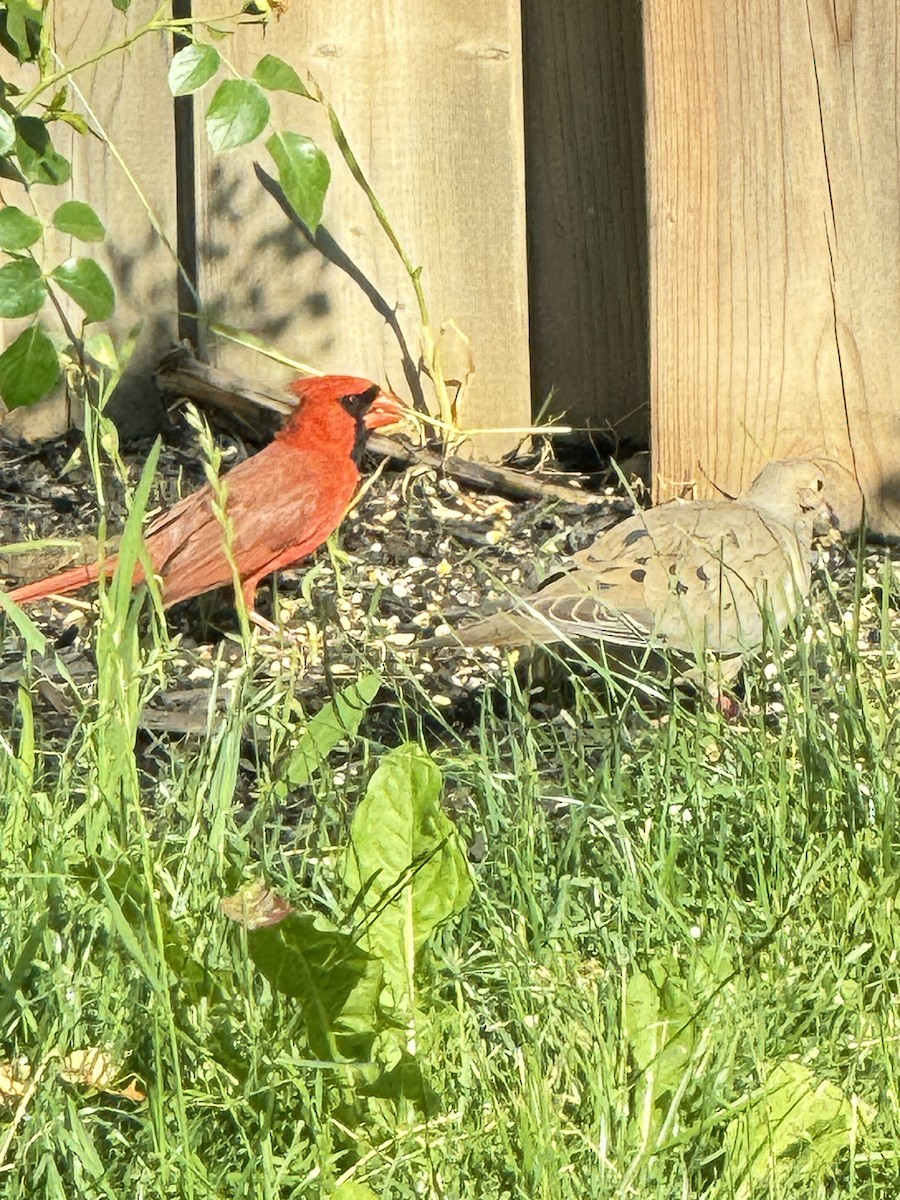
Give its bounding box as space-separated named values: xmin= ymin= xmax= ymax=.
xmin=428 ymin=458 xmax=860 ymax=683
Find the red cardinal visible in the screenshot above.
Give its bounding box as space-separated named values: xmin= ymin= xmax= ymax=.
xmin=7 ymin=375 xmax=405 ymax=630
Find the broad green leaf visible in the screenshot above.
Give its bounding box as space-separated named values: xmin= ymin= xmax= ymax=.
xmin=50 ymin=258 xmax=115 ymax=322
xmin=112 ymin=0 xmax=132 ymax=11
xmin=624 ymin=962 xmax=695 ymax=1147
xmin=285 ymin=673 xmax=381 ymax=787
xmin=248 ymin=912 xmax=375 ymax=1060
xmin=223 ymin=881 xmax=378 ymax=1059
xmin=252 ymin=54 xmax=311 ymax=97
xmin=341 ymin=744 xmax=472 ymax=1013
xmin=332 ymin=1185 xmax=379 ymax=1200
xmin=168 ymin=42 xmax=220 ymax=96
xmin=331 ymin=953 xmax=382 ymax=1061
xmin=52 ymin=201 xmax=105 ymax=242
xmin=0 ymin=206 xmax=42 ymax=250
xmin=0 ymin=259 xmax=46 ymax=317
xmin=0 ymin=0 xmax=43 ymax=62
xmin=266 ymin=130 xmax=330 ymax=230
xmin=358 ymin=1051 xmax=442 ymax=1116
xmin=14 ymin=117 xmax=71 ymax=185
xmin=0 ymin=324 xmax=59 ymax=409
xmin=205 ymin=80 xmax=269 ymax=153
xmin=719 ymin=1060 xmax=873 ymax=1200
xmin=0 ymin=110 xmax=15 ymax=156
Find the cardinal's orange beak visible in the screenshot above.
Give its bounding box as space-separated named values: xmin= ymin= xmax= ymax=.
xmin=363 ymin=390 xmax=408 ymax=432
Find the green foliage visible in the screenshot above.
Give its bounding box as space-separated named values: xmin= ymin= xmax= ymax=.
xmin=0 ymin=11 xmax=115 ymax=410
xmin=0 ymin=6 xmax=334 ymax=416
xmin=0 ymin=258 xmax=45 ymax=317
xmin=13 ymin=115 xmax=71 ymax=184
xmin=253 ymin=53 xmax=311 ymax=97
xmin=0 ymin=324 xmax=58 ymax=407
xmin=342 ymin=744 xmax=473 ymax=1015
xmin=0 ymin=205 xmax=42 ymax=249
xmin=0 ymin=3 xmax=428 ymax=421
xmin=162 ymin=28 xmax=338 ymax=237
xmin=624 ymin=959 xmax=697 ymax=1149
xmin=50 ymin=257 xmax=116 ymax=323
xmin=283 ymin=672 xmax=382 ymax=788
xmin=717 ymin=1060 xmax=871 ymax=1199
xmin=226 ymin=743 xmax=472 ymax=1077
xmin=267 ymin=130 xmax=331 ymax=231
xmin=249 ymin=912 xmax=377 ymax=1061
xmin=0 ymin=0 xmax=42 ymax=62
xmin=0 ymin=109 xmax=15 ymax=155
xmin=331 ymin=1185 xmax=379 ymax=1200
xmin=167 ymin=41 xmax=220 ymax=96
xmin=1 ymin=539 xmax=898 ymax=1194
xmin=52 ymin=200 xmax=106 ymax=242
xmin=205 ymin=79 xmax=270 ymax=154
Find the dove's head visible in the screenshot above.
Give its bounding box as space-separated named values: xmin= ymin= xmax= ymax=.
xmin=744 ymin=458 xmax=862 ymax=533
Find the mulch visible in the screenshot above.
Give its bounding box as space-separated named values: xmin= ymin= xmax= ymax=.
xmin=0 ymin=414 xmax=897 ymax=757
xmin=0 ymin=415 xmax=625 ymax=738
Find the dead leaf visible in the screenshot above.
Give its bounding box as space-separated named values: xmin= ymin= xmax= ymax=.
xmin=0 ymin=1058 xmax=31 ymax=1103
xmin=61 ymin=1048 xmax=146 ymax=1102
xmin=221 ymin=879 xmax=293 ymax=929
xmin=435 ymin=319 xmax=474 ymax=425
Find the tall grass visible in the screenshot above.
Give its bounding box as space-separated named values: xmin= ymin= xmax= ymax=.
xmin=1 ymin=435 xmax=898 ymax=1196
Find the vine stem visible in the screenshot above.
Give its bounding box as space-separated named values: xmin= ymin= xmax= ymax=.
xmin=311 ymin=78 xmax=457 ymax=432
xmin=16 ymin=7 xmax=246 ymax=111
xmin=60 ymin=60 xmax=198 ymax=307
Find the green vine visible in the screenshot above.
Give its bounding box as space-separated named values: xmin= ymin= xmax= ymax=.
xmin=0 ymin=0 xmax=460 ymax=441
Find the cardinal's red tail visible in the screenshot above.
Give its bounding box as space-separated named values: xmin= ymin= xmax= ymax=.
xmin=7 ymin=560 xmax=113 ymax=605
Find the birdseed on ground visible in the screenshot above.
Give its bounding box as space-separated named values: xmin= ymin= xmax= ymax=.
xmin=0 ymin=420 xmax=897 ymax=750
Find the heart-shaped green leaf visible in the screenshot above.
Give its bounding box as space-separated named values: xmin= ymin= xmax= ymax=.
xmin=0 ymin=206 xmax=42 ymax=250
xmin=53 ymin=201 xmax=106 ymax=242
xmin=168 ymin=42 xmax=220 ymax=96
xmin=50 ymin=257 xmax=115 ymax=322
xmin=266 ymin=130 xmax=330 ymax=230
xmin=0 ymin=324 xmax=59 ymax=408
xmin=205 ymin=80 xmax=269 ymax=153
xmin=0 ymin=258 xmax=46 ymax=317
xmin=252 ymin=54 xmax=311 ymax=97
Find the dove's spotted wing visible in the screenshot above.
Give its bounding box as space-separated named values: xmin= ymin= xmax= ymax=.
xmin=559 ymin=499 xmax=813 ymax=656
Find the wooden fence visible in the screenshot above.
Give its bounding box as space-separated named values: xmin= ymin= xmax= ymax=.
xmin=2 ymin=1 xmax=898 ymax=533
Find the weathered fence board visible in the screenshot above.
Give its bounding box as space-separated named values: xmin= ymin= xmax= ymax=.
xmin=522 ymin=0 xmax=647 ymax=442
xmin=2 ymin=2 xmax=178 ymax=439
xmin=644 ymin=0 xmax=900 ymax=534
xmin=191 ymin=0 xmax=531 ymax=456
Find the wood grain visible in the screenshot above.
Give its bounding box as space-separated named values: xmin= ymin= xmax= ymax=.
xmin=644 ymin=0 xmax=900 ymax=534
xmin=49 ymin=2 xmax=178 ymax=434
xmin=190 ymin=0 xmax=530 ymax=458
